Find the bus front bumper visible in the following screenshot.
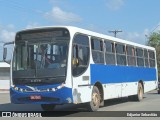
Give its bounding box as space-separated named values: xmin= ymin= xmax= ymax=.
xmin=10 ymin=86 xmax=73 ymax=105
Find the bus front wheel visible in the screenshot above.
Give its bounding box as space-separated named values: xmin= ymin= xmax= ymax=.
xmin=88 ymin=86 xmax=101 ymax=111
xmin=41 ymin=104 xmax=56 ymax=111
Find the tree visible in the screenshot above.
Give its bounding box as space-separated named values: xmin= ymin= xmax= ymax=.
xmin=147 ymin=32 xmax=160 ymax=47
xmin=147 ymin=31 xmax=160 ymax=79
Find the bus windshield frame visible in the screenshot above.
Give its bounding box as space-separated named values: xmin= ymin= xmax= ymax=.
xmin=12 ymin=28 xmax=70 ymax=86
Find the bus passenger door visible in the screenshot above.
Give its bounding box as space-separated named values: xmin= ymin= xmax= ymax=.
xmin=71 ymin=34 xmax=91 ymax=104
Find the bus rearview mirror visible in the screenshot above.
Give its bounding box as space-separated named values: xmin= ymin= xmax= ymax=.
xmin=3 ymin=47 xmax=7 ymax=61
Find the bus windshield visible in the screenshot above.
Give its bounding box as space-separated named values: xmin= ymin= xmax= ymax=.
xmin=12 ymin=28 xmax=70 ymax=85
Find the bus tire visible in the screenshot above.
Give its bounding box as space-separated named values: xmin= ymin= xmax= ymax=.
xmin=134 ymin=83 xmax=143 ymax=101
xmin=41 ymin=104 xmax=56 ymax=111
xmin=88 ymin=86 xmax=101 ymax=111
xmin=158 ymin=90 xmax=160 ymax=94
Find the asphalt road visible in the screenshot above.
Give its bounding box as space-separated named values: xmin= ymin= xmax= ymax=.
xmin=0 ymin=90 xmax=160 ymax=118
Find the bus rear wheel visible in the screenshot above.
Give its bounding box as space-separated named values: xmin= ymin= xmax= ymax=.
xmin=41 ymin=104 xmax=56 ymax=111
xmin=88 ymin=86 xmax=101 ymax=111
xmin=134 ymin=83 xmax=144 ymax=101
xmin=128 ymin=83 xmax=143 ymax=101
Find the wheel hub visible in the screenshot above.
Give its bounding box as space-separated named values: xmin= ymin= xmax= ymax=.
xmin=92 ymin=93 xmax=100 ymax=106
xmin=139 ymin=87 xmax=143 ymax=99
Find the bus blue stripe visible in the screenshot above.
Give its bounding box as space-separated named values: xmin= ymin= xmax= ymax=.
xmin=90 ymin=64 xmax=157 ymax=84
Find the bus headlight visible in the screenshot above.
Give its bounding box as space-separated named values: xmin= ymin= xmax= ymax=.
xmin=52 ymin=88 xmax=56 ymax=91
xmin=47 ymin=89 xmax=50 ymax=92
xmin=47 ymin=88 xmax=56 ymax=92
xmin=13 ymin=86 xmax=19 ymax=91
xmin=19 ymin=88 xmax=23 ymax=92
xmin=13 ymin=86 xmax=24 ymax=92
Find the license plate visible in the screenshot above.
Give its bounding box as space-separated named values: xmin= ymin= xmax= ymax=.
xmin=30 ymin=95 xmax=41 ymax=100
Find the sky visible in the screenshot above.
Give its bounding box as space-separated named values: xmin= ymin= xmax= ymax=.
xmin=0 ymin=0 xmax=160 ymax=60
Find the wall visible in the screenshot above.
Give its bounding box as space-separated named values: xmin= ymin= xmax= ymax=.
xmin=0 ymin=68 xmax=10 ymax=91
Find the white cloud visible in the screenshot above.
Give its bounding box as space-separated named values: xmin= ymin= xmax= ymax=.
xmin=106 ymin=0 xmax=124 ymax=11
xmin=0 ymin=24 xmax=15 ymax=60
xmin=44 ymin=6 xmax=82 ymax=23
xmin=7 ymin=24 xmax=15 ymax=30
xmin=86 ymin=24 xmax=148 ymax=45
xmin=0 ymin=30 xmax=15 ymax=42
xmin=0 ymin=29 xmax=15 ymax=43
xmin=26 ymin=22 xmax=39 ymax=29
xmin=118 ymin=29 xmax=150 ymax=45
xmin=87 ymin=24 xmax=98 ymax=31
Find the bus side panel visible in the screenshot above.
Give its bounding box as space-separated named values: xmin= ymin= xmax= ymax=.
xmin=90 ymin=64 xmax=157 ymax=99
xmin=121 ymin=82 xmax=138 ymax=97
xmin=143 ymin=81 xmax=157 ymax=93
xmin=103 ymin=83 xmax=122 ymax=99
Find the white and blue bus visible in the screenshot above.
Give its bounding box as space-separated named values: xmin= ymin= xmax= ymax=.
xmin=3 ymin=26 xmax=158 ymax=111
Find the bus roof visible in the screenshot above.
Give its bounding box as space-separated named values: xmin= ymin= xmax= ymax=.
xmin=17 ymin=26 xmax=155 ymax=51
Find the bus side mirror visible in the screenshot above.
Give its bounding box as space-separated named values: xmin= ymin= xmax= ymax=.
xmin=3 ymin=47 xmax=7 ymax=62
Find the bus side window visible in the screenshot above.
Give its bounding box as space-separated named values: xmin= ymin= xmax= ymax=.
xmin=116 ymin=43 xmax=126 ymax=66
xmin=91 ymin=38 xmax=104 ymax=64
xmin=144 ymin=49 xmax=149 ymax=67
xmin=127 ymin=46 xmax=136 ymax=66
xmin=149 ymin=50 xmax=155 ymax=68
xmin=105 ymin=40 xmax=115 ymax=65
xmin=136 ymin=48 xmax=144 ymax=67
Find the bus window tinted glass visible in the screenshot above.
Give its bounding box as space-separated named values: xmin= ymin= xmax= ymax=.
xmin=136 ymin=48 xmax=144 ymax=67
xmin=91 ymin=38 xmax=104 ymax=64
xmin=127 ymin=46 xmax=136 ymax=66
xmin=116 ymin=44 xmax=125 ymax=54
xmin=105 ymin=41 xmax=115 ymax=65
xmin=105 ymin=41 xmax=114 ymax=53
xmin=144 ymin=49 xmax=149 ymax=67
xmin=149 ymin=51 xmax=155 ymax=68
xmin=72 ymin=34 xmax=90 ymax=76
xmin=116 ymin=43 xmax=126 ymax=65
